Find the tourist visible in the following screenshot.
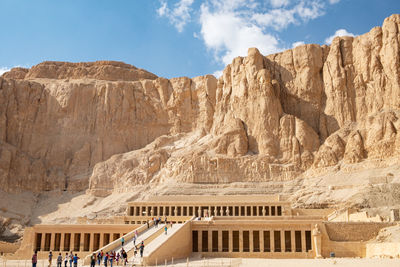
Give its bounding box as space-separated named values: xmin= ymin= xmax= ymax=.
xmin=48 ymin=251 xmax=53 ymax=267
xmin=122 ymin=250 xmax=127 ymax=266
xmin=164 ymin=216 xmax=167 ymax=224
xmin=109 ymin=251 xmax=114 ymax=267
xmin=90 ymin=253 xmax=96 ymax=267
xmin=32 ymin=251 xmax=38 ymax=267
xmin=170 ymin=221 xmax=173 ymax=228
xmin=64 ymin=253 xmax=68 ymax=267
xmin=97 ymin=251 xmax=102 ymax=265
xmin=164 ymin=225 xmax=167 ymax=235
xmin=57 ymin=253 xmax=62 ymax=267
xmin=146 ymin=220 xmax=149 ymax=228
xmin=73 ymin=254 xmax=79 ymax=267
xmin=121 ymin=237 xmax=125 ymax=247
xmin=119 ymin=249 xmax=125 ymax=266
xmin=133 ymin=246 xmax=137 ymax=258
xmin=139 ymin=241 xmax=144 ymax=258
xmin=103 ymin=252 xmax=109 ymax=267
xmin=133 ymin=235 xmax=136 ymax=246
xmin=115 ymin=252 xmax=120 ymax=266
xmin=69 ymin=252 xmax=73 ymax=267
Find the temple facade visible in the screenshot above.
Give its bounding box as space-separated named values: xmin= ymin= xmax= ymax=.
xmin=7 ymin=195 xmax=395 ymax=264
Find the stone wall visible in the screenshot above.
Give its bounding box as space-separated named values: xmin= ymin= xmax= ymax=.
xmin=324 ymin=222 xmax=394 ymax=241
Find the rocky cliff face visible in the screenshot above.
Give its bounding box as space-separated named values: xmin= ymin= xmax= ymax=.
xmin=1 ymin=15 xmax=400 ymax=206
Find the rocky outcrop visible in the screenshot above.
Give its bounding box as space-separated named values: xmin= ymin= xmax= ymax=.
xmin=1 ymin=15 xmax=400 ymax=200
xmin=3 ymin=61 xmax=158 ymax=81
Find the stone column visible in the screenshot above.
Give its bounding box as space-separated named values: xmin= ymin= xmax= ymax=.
xmin=291 ymin=231 xmax=296 ymax=252
xmin=260 ymin=231 xmax=264 ymax=252
xmin=51 ymin=233 xmax=56 ymax=251
xmin=89 ymin=233 xmax=95 ymax=252
xmin=40 ymin=233 xmax=46 ymax=251
xmin=208 ymin=206 xmax=211 ymax=217
xmin=70 ymin=233 xmax=75 ymax=252
xmin=270 ymin=230 xmax=275 ymax=252
xmin=262 ymin=206 xmax=266 ymax=216
xmin=174 ymin=206 xmax=177 ymax=216
xmin=214 ymin=207 xmax=218 ymax=217
xmin=226 ymin=207 xmax=230 ymax=216
xmin=99 ymin=233 xmax=104 ymax=248
xmin=301 ymin=230 xmax=306 ymax=252
xmin=220 ymin=207 xmax=224 ymax=216
xmin=239 ymin=230 xmax=243 ymax=252
xmin=249 ymin=231 xmax=254 ymax=252
xmin=228 ymin=231 xmax=233 ymax=252
xmin=60 ymin=233 xmax=65 ymax=251
xmin=312 ymin=224 xmax=322 ymax=258
xmin=218 ymin=231 xmax=222 ymax=252
xmin=197 ymin=207 xmax=201 ymax=217
xmin=80 ymin=233 xmax=85 ymax=251
xmin=198 ymin=231 xmax=202 ymax=252
xmin=281 ymin=230 xmax=285 ymax=252
xmin=208 ymin=231 xmax=212 ymax=252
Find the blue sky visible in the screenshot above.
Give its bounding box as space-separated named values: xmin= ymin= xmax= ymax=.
xmin=0 ymin=0 xmax=398 ymax=78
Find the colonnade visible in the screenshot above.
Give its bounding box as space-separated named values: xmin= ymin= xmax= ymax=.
xmin=34 ymin=231 xmax=126 ymax=252
xmin=192 ymin=229 xmax=312 ymax=254
xmin=129 ymin=205 xmax=283 ymax=217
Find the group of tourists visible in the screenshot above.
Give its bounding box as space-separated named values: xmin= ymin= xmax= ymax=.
xmin=92 ymin=249 xmax=127 ymax=267
xmin=152 ymin=217 xmax=164 ymax=227
xmin=31 ymin=251 xmax=79 ymax=267
xmin=32 ymin=223 xmax=154 ymax=267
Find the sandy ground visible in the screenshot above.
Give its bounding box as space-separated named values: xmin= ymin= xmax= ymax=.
xmin=2 ymin=258 xmax=400 ymax=267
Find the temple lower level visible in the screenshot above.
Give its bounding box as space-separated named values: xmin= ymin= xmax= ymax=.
xmin=6 ymin=195 xmax=397 ymax=264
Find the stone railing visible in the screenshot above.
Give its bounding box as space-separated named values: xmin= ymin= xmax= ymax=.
xmin=83 ymin=220 xmax=154 ymax=265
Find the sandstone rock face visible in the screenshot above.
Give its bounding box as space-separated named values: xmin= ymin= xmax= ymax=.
xmin=1 ymin=15 xmax=400 ymax=201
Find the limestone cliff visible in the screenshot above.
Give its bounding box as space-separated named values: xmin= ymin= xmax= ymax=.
xmin=1 ymin=15 xmax=400 ymax=235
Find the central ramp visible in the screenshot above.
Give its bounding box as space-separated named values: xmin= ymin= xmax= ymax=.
xmin=133 ymin=218 xmax=194 ymax=266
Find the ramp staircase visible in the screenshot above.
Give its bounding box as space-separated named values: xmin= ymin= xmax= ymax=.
xmin=132 ymin=217 xmax=195 ymax=266
xmin=83 ymin=221 xmax=164 ymax=265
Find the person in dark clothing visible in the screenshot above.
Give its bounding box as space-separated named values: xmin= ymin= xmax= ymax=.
xmin=90 ymin=253 xmax=96 ymax=267
xmin=139 ymin=241 xmax=144 ymax=258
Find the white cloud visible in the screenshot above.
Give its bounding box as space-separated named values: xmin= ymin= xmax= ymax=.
xmin=328 ymin=0 xmax=340 ymax=4
xmin=200 ymin=2 xmax=281 ymax=65
xmin=0 ymin=67 xmax=10 ymax=76
xmin=252 ymin=1 xmax=324 ymax=30
xmin=157 ymin=0 xmax=194 ymax=32
xmin=292 ymin=41 xmax=305 ymax=48
xmin=197 ymin=0 xmax=326 ymax=65
xmin=157 ymin=0 xmax=330 ymax=66
xmin=270 ymin=0 xmax=290 ymax=8
xmin=213 ymin=70 xmax=223 ymax=78
xmin=325 ymin=29 xmax=355 ymax=44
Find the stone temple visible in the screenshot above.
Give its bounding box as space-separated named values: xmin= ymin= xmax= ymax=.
xmin=8 ymin=195 xmax=398 ymax=265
